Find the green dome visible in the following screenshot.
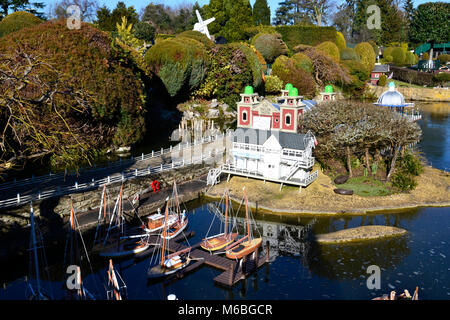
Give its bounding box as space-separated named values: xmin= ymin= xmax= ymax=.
xmin=285 ymin=83 xmax=294 ymax=91
xmin=324 ymin=85 xmax=333 ymax=93
xmin=288 ymin=87 xmax=298 ymax=97
xmin=244 ymin=86 xmax=254 ymax=94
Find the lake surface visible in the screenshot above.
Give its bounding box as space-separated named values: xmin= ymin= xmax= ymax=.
xmin=0 ymin=102 xmax=449 ymax=300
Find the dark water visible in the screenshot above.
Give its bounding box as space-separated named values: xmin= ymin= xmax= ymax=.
xmin=1 ymin=103 xmax=449 ymax=300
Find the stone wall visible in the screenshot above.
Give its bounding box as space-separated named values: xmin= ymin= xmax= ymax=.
xmin=368 ymin=85 xmax=450 ymax=102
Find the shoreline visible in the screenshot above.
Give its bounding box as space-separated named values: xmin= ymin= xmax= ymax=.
xmin=205 ymin=166 xmax=450 ymax=217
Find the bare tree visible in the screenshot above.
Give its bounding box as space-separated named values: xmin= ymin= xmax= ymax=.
xmin=47 ymin=0 xmax=99 ymax=22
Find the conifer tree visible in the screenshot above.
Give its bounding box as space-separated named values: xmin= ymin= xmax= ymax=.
xmin=253 ymin=0 xmax=271 ymax=25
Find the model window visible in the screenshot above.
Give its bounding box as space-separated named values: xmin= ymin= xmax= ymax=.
xmin=285 ymin=114 xmax=291 ymax=125
xmin=244 ymin=97 xmax=250 ymax=103
xmin=275 ymin=118 xmax=279 ymax=123
xmin=242 ymin=111 xmax=247 ymax=121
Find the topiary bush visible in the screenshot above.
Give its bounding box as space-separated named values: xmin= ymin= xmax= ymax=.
xmin=422 ymin=52 xmax=429 ymax=60
xmin=384 ymin=55 xmax=393 ymax=63
xmin=293 ymin=44 xmax=312 ymax=53
xmin=144 ymin=37 xmax=209 ymax=97
xmin=271 ymin=55 xmax=317 ymax=98
xmin=292 ymin=52 xmax=314 ymax=73
xmin=438 ymin=54 xmax=450 ymax=64
xmin=176 ymin=30 xmax=215 ymax=49
xmin=316 ymin=41 xmax=340 ymax=62
xmin=354 ymin=42 xmax=376 ymax=73
xmin=235 ymin=42 xmax=265 ymax=89
xmin=251 ymin=32 xmax=288 ymax=64
xmin=340 ymin=47 xmax=360 ymax=61
xmin=336 ymin=31 xmax=346 ymax=50
xmin=378 ymin=74 xmax=387 ymax=86
xmin=0 ymin=11 xmax=42 ymax=37
xmin=264 ymin=75 xmax=283 ymax=94
xmin=391 ymin=47 xmax=406 ymax=65
xmin=404 ymin=51 xmax=417 ymax=65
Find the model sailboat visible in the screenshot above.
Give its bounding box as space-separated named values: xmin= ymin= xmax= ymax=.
xmin=201 ymin=188 xmax=237 ymax=252
xmin=27 ymin=203 xmax=52 ymax=300
xmin=225 ymin=188 xmax=262 ymax=260
xmin=159 ymin=181 xmax=188 ymax=240
xmin=147 ymin=197 xmax=192 ymax=278
xmin=106 ymin=259 xmax=127 ymax=300
xmin=95 ymin=184 xmax=152 ymax=258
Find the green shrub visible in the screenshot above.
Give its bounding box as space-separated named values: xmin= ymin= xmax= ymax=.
xmin=235 ymin=42 xmax=265 ymax=89
xmin=336 ymin=31 xmax=346 ymax=50
xmin=134 ymin=22 xmax=155 ymax=43
xmin=264 ymin=75 xmax=283 ymax=94
xmin=384 ymin=54 xmax=393 ymax=63
xmin=404 ymin=51 xmax=416 ymax=65
xmin=340 ymin=47 xmax=360 ymax=61
xmin=368 ymin=40 xmax=379 ymax=57
xmin=423 ymin=52 xmax=429 ymax=60
xmin=193 ymin=44 xmax=254 ymax=106
xmin=438 ymin=54 xmax=450 ymax=64
xmin=293 ymin=44 xmax=312 ymax=53
xmin=243 ymin=25 xmax=277 ymax=39
xmin=275 ymin=25 xmax=338 ymax=49
xmin=145 ymin=37 xmax=209 ymax=97
xmin=176 ymin=30 xmax=214 ymax=49
xmin=341 ymin=60 xmax=370 ymax=96
xmin=434 ymin=72 xmax=450 ymax=86
xmin=0 ymin=19 xmax=147 ymax=166
xmin=354 ymin=42 xmax=376 ymax=72
xmin=391 ymin=47 xmax=406 ymax=65
xmin=391 ymin=171 xmax=418 ymax=191
xmin=0 ymin=11 xmax=42 ymax=37
xmin=316 ymin=41 xmax=340 ymax=62
xmin=378 ymin=74 xmax=387 ymax=86
xmin=292 ymin=52 xmax=313 ymax=73
xmin=391 ymin=152 xmax=423 ymax=192
xmin=252 ymin=32 xmax=288 ymax=63
xmin=383 ymin=47 xmax=394 ymax=58
xmin=271 ymin=55 xmax=317 ymax=98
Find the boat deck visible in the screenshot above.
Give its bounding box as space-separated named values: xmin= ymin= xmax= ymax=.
xmin=136 ymin=232 xmax=269 ymax=287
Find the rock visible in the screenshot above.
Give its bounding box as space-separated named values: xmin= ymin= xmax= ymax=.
xmin=334 ymin=175 xmax=349 ymax=184
xmin=333 ymin=188 xmax=353 ymax=195
xmin=116 ymin=146 xmax=131 ymax=154
xmin=209 ymin=99 xmax=218 ymax=109
xmin=316 ymin=225 xmax=408 ymax=244
xmin=208 ymin=108 xmax=220 ymax=118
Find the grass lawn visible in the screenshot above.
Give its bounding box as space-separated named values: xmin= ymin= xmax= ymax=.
xmin=378 ymin=80 xmax=425 ymax=89
xmin=335 ymin=176 xmax=391 ymax=197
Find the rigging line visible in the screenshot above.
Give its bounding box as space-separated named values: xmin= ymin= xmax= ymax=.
xmin=35 ymin=221 xmax=53 ymax=299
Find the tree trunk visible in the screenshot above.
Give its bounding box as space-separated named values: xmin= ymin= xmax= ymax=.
xmin=346 ymin=145 xmax=353 ymax=177
xmin=387 ymin=145 xmax=401 ymax=181
xmin=365 ymin=147 xmax=371 ymax=173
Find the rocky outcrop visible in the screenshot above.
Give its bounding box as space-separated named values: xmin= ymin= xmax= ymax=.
xmin=315 ymin=225 xmax=408 ymax=243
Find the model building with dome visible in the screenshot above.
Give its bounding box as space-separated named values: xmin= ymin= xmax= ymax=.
xmin=374 ymin=82 xmax=422 ymax=121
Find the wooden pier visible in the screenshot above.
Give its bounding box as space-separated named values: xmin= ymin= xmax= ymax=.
xmin=138 ymin=232 xmax=269 ymax=287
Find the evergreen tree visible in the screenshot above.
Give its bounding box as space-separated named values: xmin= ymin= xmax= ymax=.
xmin=273 ymin=0 xmax=313 ymax=25
xmin=409 ymin=2 xmax=449 ymax=44
xmin=403 ymin=0 xmax=414 ymax=24
xmin=0 ymin=0 xmax=45 ymax=19
xmin=253 ymin=0 xmax=270 ymax=25
xmin=95 ymin=1 xmax=138 ymax=32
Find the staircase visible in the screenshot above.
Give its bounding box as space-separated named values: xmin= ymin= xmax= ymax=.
xmin=207 ymin=166 xmax=223 ymax=186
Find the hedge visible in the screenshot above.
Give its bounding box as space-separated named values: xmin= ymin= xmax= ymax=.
xmin=275 ymin=25 xmax=338 ymax=49
xmin=176 ymin=30 xmax=215 ymax=49
xmin=438 ymin=54 xmax=450 ymax=64
xmin=390 ymin=66 xmax=435 ymax=86
xmin=0 ymin=11 xmax=42 ymax=37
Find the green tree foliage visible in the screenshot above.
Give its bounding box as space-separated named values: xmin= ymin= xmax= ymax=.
xmin=273 ymin=0 xmax=333 ymax=26
xmin=193 ymin=44 xmax=254 ymax=106
xmin=409 ymin=2 xmax=450 ymax=44
xmin=251 ymin=32 xmax=288 ymax=63
xmin=95 ymin=1 xmax=138 ymax=32
xmin=340 ymin=60 xmax=369 ymax=96
xmin=0 ymin=0 xmax=44 ymax=19
xmin=205 ymin=0 xmax=254 ymax=42
xmin=0 ymin=10 xmax=41 ymax=37
xmin=438 ymin=54 xmax=450 ymax=64
xmin=264 ymin=75 xmax=283 ymax=94
xmin=253 ymin=0 xmax=270 ymax=25
xmin=354 ymin=42 xmax=376 ymax=72
xmin=134 ymin=22 xmax=155 ymax=43
xmin=0 ymin=20 xmax=147 ymax=169
xmin=315 ymin=41 xmax=340 ymax=62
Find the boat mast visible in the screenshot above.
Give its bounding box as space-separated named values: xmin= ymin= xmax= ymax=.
xmin=224 ymin=189 xmax=228 ymax=238
xmin=30 ymin=202 xmax=42 ymax=298
xmin=160 ymin=198 xmax=170 ymax=267
xmin=244 ymin=188 xmax=251 ymax=241
xmin=117 ymin=185 xmax=123 ymax=249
